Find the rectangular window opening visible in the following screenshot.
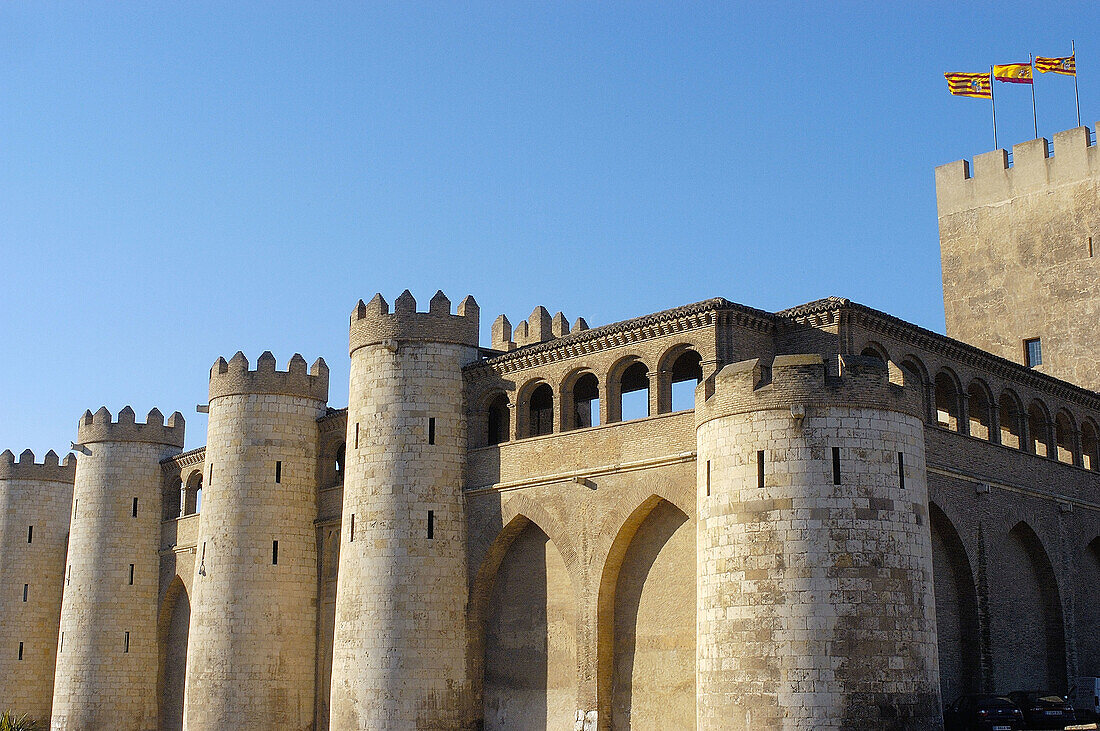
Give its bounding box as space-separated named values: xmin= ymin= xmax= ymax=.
xmin=59 ymin=632 xmax=63 ymax=653
xmin=354 ymin=423 xmax=360 ymax=449
xmin=18 ymin=642 xmax=23 ymax=661
xmin=832 ymin=447 xmax=842 ymax=485
xmin=23 ymin=584 xmax=28 ymax=602
xmin=124 ymin=632 xmax=129 ymax=653
xmin=128 ymin=564 xmax=135 ymax=585
xmin=1089 ymin=236 xmax=1094 ymax=257
xmin=1024 ymin=337 xmax=1043 ymax=367
xmin=898 ymin=452 xmax=906 ymax=489
xmin=756 ymin=450 xmax=765 ymax=489
xmin=132 ymin=497 xmax=138 ymax=517
xmin=349 ymin=514 xmax=355 ymax=542
xmin=74 ymin=499 xmax=78 ymax=517
xmin=427 ymin=510 xmax=434 ymax=540
xmin=209 ymin=463 xmax=213 ymax=484
xmin=706 ymin=460 xmax=711 ymax=497
xmin=428 ymin=417 xmax=436 ymax=445
xmin=272 ymin=540 xmax=279 ymax=565
xmin=27 ymin=525 xmax=32 ymax=543
xmin=66 ymin=565 xmax=71 ymax=586
xmin=275 ymin=461 xmax=282 ymax=483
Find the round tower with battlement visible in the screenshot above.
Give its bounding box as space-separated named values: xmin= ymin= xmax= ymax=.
xmin=183 ymin=351 xmax=328 ymax=731
xmin=695 ymin=354 xmax=940 ymax=730
xmin=51 ymin=407 xmax=184 ymax=731
xmin=0 ymin=449 xmax=76 ymax=726
xmin=329 ymin=290 xmax=480 ymax=730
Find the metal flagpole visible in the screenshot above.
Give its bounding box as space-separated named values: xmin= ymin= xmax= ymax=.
xmin=1029 ymin=54 xmax=1038 ymax=138
xmin=1073 ymin=40 xmax=1081 ymax=127
xmin=991 ymin=66 xmax=999 ymax=149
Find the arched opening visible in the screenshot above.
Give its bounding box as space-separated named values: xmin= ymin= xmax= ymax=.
xmin=1028 ymin=400 xmax=1053 ymax=458
xmin=528 ymin=384 xmax=554 ymax=437
xmin=966 ymin=381 xmax=993 ymax=441
xmin=861 ymin=343 xmax=889 ymax=362
xmin=184 ymin=471 xmax=203 ymax=516
xmin=669 ymin=350 xmax=703 ymax=413
xmin=605 ymin=499 xmax=694 ymax=729
xmin=487 ymin=393 xmax=511 ymax=445
xmin=571 ymin=373 xmax=600 ymax=430
xmin=157 ymin=579 xmax=190 ymax=731
xmin=935 ymin=371 xmax=961 ymax=431
xmin=335 ymin=443 xmax=345 ymax=481
xmin=483 ymin=522 xmax=577 ymax=730
xmin=900 ymin=356 xmax=930 ymax=422
xmin=929 ymin=504 xmax=980 ymax=703
xmin=999 ymin=391 xmax=1024 ymax=449
xmin=619 ymin=362 xmax=650 ymax=422
xmin=1075 ymin=539 xmax=1100 ymax=675
xmin=1055 ymin=410 xmax=1077 ymax=465
xmin=991 ymin=523 xmax=1067 ymax=692
xmin=1081 ymin=420 xmax=1099 ymax=471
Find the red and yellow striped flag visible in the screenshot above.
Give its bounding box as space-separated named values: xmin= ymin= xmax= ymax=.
xmin=1035 ymin=54 xmax=1076 ymax=76
xmin=993 ymin=63 xmax=1034 ymax=84
xmin=945 ymin=72 xmax=992 ymax=98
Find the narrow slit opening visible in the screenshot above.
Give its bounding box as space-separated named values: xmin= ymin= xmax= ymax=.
xmin=428 ymin=417 xmax=436 ymax=445
xmin=756 ymin=450 xmax=765 ymax=489
xmin=275 ymin=461 xmax=282 ymax=483
xmin=272 ymin=540 xmax=279 ymax=565
xmin=898 ymin=452 xmax=905 ymax=488
xmin=427 ymin=510 xmax=434 ymax=539
xmin=832 ymin=447 xmax=841 ymax=485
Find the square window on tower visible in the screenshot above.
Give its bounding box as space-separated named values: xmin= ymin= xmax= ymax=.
xmin=1024 ymin=338 xmax=1043 ymax=367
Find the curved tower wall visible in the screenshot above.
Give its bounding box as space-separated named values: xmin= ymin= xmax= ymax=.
xmin=183 ymin=351 xmax=328 ymax=731
xmin=329 ymin=290 xmax=479 ymax=730
xmin=52 ymin=407 xmax=184 ymax=731
xmin=695 ymin=354 xmax=940 ymax=730
xmin=0 ymin=449 xmax=75 ymax=726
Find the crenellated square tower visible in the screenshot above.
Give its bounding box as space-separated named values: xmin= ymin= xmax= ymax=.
xmin=935 ymin=125 xmax=1100 ymax=391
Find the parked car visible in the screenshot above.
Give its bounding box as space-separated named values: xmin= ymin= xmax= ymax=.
xmin=944 ymin=694 xmax=1025 ymax=730
xmin=1007 ymin=691 xmax=1077 ymax=729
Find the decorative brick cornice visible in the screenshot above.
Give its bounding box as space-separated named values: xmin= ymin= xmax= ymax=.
xmin=161 ymin=446 xmax=206 ymax=472
xmin=468 ymin=298 xmax=778 ymax=375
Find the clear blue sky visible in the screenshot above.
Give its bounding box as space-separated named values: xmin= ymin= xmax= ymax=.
xmin=2 ymin=2 xmax=1096 ymax=452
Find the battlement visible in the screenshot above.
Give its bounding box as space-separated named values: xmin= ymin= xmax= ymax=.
xmin=935 ymin=124 xmax=1100 ymax=217
xmin=696 ymin=353 xmax=920 ymax=426
xmin=76 ymin=406 xmax=186 ymax=447
xmin=490 ymin=306 xmax=589 ymax=351
xmin=349 ymin=289 xmax=480 ymax=354
xmin=0 ymin=448 xmax=76 ymax=482
xmin=209 ymin=351 xmax=329 ymax=402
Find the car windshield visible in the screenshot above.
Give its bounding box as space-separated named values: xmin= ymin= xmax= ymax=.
xmin=1036 ymin=694 xmax=1066 ymax=703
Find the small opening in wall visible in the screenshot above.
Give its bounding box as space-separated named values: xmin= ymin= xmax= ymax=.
xmin=18 ymin=642 xmax=23 ymax=661
xmin=74 ymin=499 xmax=78 ymax=517
xmin=60 ymin=632 xmax=63 ymax=653
xmin=124 ymin=632 xmax=130 ymax=653
xmin=427 ymin=510 xmax=434 ymax=539
xmin=209 ymin=463 xmax=214 ymax=484
xmin=129 ymin=564 xmax=134 ymax=585
xmin=66 ymin=565 xmax=70 ymax=586
xmin=1024 ymin=337 xmax=1043 ymax=368
xmin=350 ymin=514 xmax=355 ymax=542
xmin=23 ymin=584 xmax=28 ymax=602
xmin=706 ymin=460 xmax=711 ymax=497
xmin=428 ymin=417 xmax=436 ymax=445
xmin=1089 ymin=236 xmax=1094 ymax=257
xmin=275 ymin=461 xmax=282 ymax=483
xmin=27 ymin=525 xmax=32 ymax=543
xmin=757 ymin=451 xmax=765 ymax=489
xmin=272 ymin=540 xmax=279 ymax=565
xmin=898 ymin=452 xmax=905 ymax=489
xmin=354 ymin=423 xmax=360 ymax=449
xmin=132 ymin=498 xmax=138 ymax=517
xmin=832 ymin=447 xmax=842 ymax=485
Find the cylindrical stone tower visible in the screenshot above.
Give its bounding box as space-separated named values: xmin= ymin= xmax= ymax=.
xmin=695 ymin=354 xmax=940 ymax=730
xmin=0 ymin=449 xmax=75 ymax=726
xmin=52 ymin=406 xmax=185 ymax=731
xmin=183 ymin=351 xmax=328 ymax=731
xmin=329 ymin=290 xmax=480 ymax=730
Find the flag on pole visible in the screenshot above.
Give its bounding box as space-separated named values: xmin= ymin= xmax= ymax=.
xmin=1035 ymin=54 xmax=1076 ymax=76
xmin=945 ymin=72 xmax=992 ymax=98
xmin=993 ymin=63 xmax=1034 ymax=84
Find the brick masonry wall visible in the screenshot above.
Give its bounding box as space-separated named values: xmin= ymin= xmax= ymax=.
xmin=183 ymin=391 xmax=326 ymax=730
xmin=0 ymin=459 xmax=74 ymax=725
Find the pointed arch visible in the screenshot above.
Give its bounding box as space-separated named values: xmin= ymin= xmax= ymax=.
xmin=899 ymin=355 xmax=931 ymax=423
xmin=992 ymin=522 xmax=1067 ymax=691
xmin=596 ymin=495 xmax=694 ymax=728
xmin=1055 ymin=409 xmax=1077 ymax=465
xmin=1076 ymin=538 xmax=1100 ymax=675
xmin=928 ymin=503 xmax=980 ymax=702
xmin=157 ymin=576 xmax=190 ymax=731
xmin=1081 ymin=418 xmax=1099 ymax=471
xmin=999 ymin=388 xmax=1025 ymax=449
xmin=935 ymin=368 xmax=963 ymax=432
xmin=966 ymin=379 xmax=994 ymax=441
